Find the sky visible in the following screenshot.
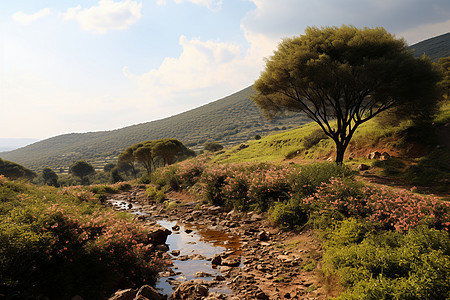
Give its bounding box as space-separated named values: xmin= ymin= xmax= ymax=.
xmin=1 ymin=0 xmax=449 ymax=140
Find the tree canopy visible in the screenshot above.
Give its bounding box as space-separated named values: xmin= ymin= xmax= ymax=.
xmin=253 ymin=25 xmax=441 ymax=163
xmin=69 ymin=161 xmax=95 ymax=185
xmin=118 ymin=138 xmax=192 ymax=176
xmin=42 ymin=167 xmax=58 ymax=187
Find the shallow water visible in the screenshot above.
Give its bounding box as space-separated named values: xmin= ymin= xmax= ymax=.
xmin=156 ymin=220 xmax=240 ymax=295
xmin=106 ymin=198 xmax=241 ymax=296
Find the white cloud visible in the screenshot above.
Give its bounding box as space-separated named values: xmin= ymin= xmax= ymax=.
xmin=123 ymin=35 xmax=259 ymax=110
xmin=398 ymin=19 xmax=450 ymax=45
xmin=12 ymin=8 xmax=51 ymax=25
xmin=158 ymin=0 xmax=223 ymax=11
xmin=242 ymin=0 xmax=450 ymax=44
xmin=63 ymin=0 xmax=142 ymax=34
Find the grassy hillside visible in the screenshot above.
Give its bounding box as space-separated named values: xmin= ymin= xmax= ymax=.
xmin=410 ymin=32 xmax=450 ymax=61
xmin=1 ymin=86 xmax=308 ymax=172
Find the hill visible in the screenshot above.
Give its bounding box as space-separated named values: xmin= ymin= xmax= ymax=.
xmin=0 ymin=86 xmax=308 ymax=172
xmin=410 ymin=32 xmax=450 ymax=61
xmin=2 ymin=32 xmax=449 ymax=173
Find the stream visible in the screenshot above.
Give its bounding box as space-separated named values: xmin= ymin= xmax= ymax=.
xmin=106 ymin=197 xmax=242 ymax=297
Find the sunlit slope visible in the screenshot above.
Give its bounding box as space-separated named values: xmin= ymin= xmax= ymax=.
xmin=1 ymin=86 xmax=308 ymax=171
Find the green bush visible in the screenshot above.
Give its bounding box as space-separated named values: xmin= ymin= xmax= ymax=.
xmin=323 ymin=220 xmax=450 ymax=300
xmin=289 ymin=162 xmax=354 ymax=198
xmin=269 ymin=198 xmax=308 ymax=229
xmin=372 ymin=157 xmax=406 ymax=175
xmin=145 ymin=186 xmax=166 ymax=203
xmin=0 ymin=176 xmax=165 ymax=299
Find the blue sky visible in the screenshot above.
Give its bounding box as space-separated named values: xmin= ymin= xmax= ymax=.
xmin=1 ymin=0 xmax=449 ymax=140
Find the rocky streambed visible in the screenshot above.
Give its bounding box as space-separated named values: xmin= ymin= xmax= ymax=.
xmin=106 ymin=187 xmax=331 ymax=300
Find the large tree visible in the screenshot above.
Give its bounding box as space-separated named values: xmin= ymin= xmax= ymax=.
xmin=253 ymin=26 xmax=441 ymax=163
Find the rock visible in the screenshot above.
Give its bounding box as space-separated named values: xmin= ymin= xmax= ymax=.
xmin=109 ymin=288 xmax=136 ymax=300
xmin=381 ymin=152 xmax=391 ymax=160
xmin=149 ymin=227 xmax=172 ymax=245
xmin=170 ymin=250 xmax=181 ymax=256
xmin=185 ymin=229 xmax=193 ymax=234
xmin=368 ymin=151 xmax=381 ymax=160
xmin=208 ymin=206 xmax=223 ymax=215
xmin=211 ymin=253 xmax=222 ymax=266
xmin=238 ymin=143 xmax=249 ymax=150
xmin=136 ymin=285 xmax=165 ymax=300
xmin=255 ymin=291 xmax=269 ymax=299
xmin=257 ymin=231 xmax=269 ymax=241
xmin=214 ymin=275 xmax=226 ymax=281
xmin=172 ymin=225 xmax=180 ymax=231
xmin=169 ymin=280 xmax=209 ymax=300
xmin=222 ymin=256 xmax=240 ymax=267
xmin=326 ymin=156 xmax=334 ymax=162
xmin=358 ymin=164 xmax=370 ymax=171
xmin=194 ymin=271 xmax=212 ymax=278
xmin=156 ymin=244 xmax=170 ymax=252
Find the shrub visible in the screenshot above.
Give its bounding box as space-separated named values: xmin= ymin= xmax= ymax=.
xmin=145 ymin=186 xmax=166 ymax=203
xmin=0 ymin=177 xmax=165 ymax=299
xmin=290 ymin=163 xmax=354 ymax=198
xmin=323 ymin=221 xmax=450 ymax=300
xmin=305 ymin=178 xmax=450 ymax=232
xmin=269 ymin=198 xmax=308 ymax=229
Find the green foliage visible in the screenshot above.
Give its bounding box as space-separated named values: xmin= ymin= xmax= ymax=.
xmin=268 ymin=198 xmax=308 ymax=229
xmin=253 ymin=25 xmax=441 ymax=163
xmin=323 ymin=220 xmax=450 ymax=300
xmin=69 ymin=161 xmax=95 ymax=185
xmin=42 ymin=167 xmax=58 ymax=187
xmin=372 ymin=158 xmax=406 ymax=176
xmin=144 ymin=186 xmax=166 ymax=203
xmin=0 ymin=176 xmax=165 ymax=299
xmin=0 ymin=158 xmax=36 ymax=180
xmin=403 ymin=148 xmax=450 ymax=188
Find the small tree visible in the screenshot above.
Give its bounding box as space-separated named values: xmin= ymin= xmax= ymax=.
xmin=118 ymin=147 xmax=138 ymax=178
xmin=69 ymin=161 xmax=95 ymax=185
xmin=42 ymin=167 xmax=58 ymax=187
xmin=153 ymin=139 xmax=185 ymax=165
xmin=134 ymin=143 xmax=155 ymax=174
xmin=253 ymin=25 xmax=441 ymax=164
xmin=438 ymin=56 xmax=450 ymax=101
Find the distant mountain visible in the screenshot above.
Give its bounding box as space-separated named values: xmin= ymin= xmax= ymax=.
xmin=0 ymin=138 xmax=39 ymax=152
xmin=0 ymin=86 xmax=308 ymax=172
xmin=409 ymin=32 xmax=450 ymax=61
xmin=2 ymin=32 xmax=449 ymax=172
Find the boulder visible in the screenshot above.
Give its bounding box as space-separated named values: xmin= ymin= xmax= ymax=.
xmin=109 ymin=289 xmax=136 ymax=300
xmin=169 ymin=280 xmax=209 ymax=300
xmin=149 ymin=227 xmax=172 ymax=245
xmin=136 ymin=285 xmax=165 ymax=300
xmin=358 ymin=164 xmax=370 ymax=171
xmin=381 ymin=152 xmax=391 ymax=160
xmin=368 ymin=151 xmax=381 ymax=160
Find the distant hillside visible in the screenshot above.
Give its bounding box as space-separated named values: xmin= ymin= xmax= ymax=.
xmin=410 ymin=32 xmax=450 ymax=61
xmin=0 ymin=86 xmax=308 ymax=172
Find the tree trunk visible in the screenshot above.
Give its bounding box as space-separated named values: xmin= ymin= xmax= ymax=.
xmin=335 ymin=141 xmax=347 ymax=164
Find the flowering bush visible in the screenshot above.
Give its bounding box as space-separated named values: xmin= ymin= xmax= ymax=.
xmin=0 ymin=178 xmax=165 ymax=299
xmin=305 ymin=178 xmax=450 ymax=231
